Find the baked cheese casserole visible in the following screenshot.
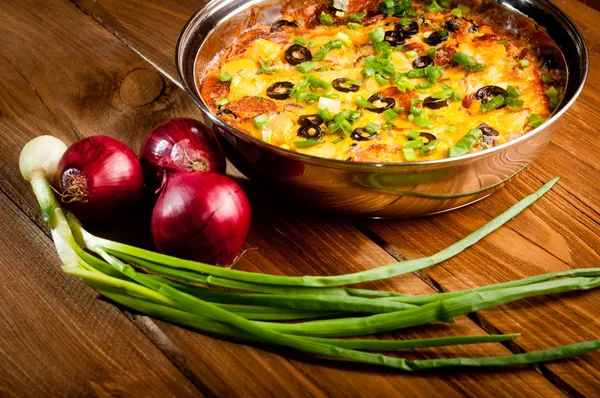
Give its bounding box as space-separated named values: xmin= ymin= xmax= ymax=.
xmin=200 ymin=0 xmax=565 ymax=162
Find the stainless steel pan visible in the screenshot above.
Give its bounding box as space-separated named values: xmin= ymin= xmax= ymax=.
xmin=176 ymin=0 xmax=588 ymax=218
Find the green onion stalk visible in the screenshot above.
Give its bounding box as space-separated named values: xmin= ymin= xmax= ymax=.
xmin=19 ymin=136 xmax=600 ymax=371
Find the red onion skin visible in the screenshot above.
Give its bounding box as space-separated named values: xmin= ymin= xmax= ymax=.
xmin=151 ymin=172 xmax=251 ymax=265
xmin=56 ymin=136 xmax=144 ymax=220
xmin=140 ymin=118 xmax=226 ymax=190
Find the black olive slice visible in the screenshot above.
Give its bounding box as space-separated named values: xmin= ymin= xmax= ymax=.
xmin=418 ymin=132 xmax=437 ymax=143
xmin=297 ymin=125 xmax=323 ymax=140
xmin=366 ymin=93 xmax=395 ymax=113
xmin=423 ymin=96 xmax=449 ymax=109
xmin=423 ymin=30 xmax=449 ymax=46
xmin=298 ymin=114 xmax=323 ymax=127
xmin=412 ymin=56 xmax=434 ymax=69
xmin=384 ymin=30 xmax=405 ymax=47
xmin=351 ymin=128 xmax=378 ymax=141
xmin=267 ymin=82 xmax=294 ymax=100
xmin=539 ymin=53 xmax=558 ymax=70
xmin=216 ymin=109 xmax=238 ymax=119
xmin=468 ymin=24 xmax=479 ymax=33
xmin=475 ymin=86 xmax=507 ymax=108
xmin=477 ymin=123 xmax=500 ymax=136
xmin=285 ymin=45 xmax=312 ymax=66
xmin=396 ymin=21 xmax=418 ymax=37
xmin=332 ymin=78 xmax=360 ymax=93
xmin=271 ymin=19 xmax=298 ymax=32
xmin=444 ymin=18 xmax=462 ymax=32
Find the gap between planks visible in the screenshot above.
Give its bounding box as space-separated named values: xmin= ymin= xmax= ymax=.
xmin=57 ymin=1 xmax=593 ymax=394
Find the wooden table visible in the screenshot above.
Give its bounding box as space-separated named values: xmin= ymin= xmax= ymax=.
xmin=1 ymin=0 xmax=599 ymax=396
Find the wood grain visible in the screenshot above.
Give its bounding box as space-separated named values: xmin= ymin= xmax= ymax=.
xmin=0 ymin=0 xmax=597 ymax=396
xmin=0 ymin=191 xmax=199 ymax=397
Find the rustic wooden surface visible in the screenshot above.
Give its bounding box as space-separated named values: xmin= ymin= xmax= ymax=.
xmin=1 ymin=0 xmax=599 ymax=396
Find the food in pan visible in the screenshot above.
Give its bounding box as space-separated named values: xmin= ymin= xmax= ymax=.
xmin=200 ymin=0 xmax=565 ymax=162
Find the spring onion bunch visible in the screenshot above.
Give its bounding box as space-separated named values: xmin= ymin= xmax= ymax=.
xmin=19 ymin=136 xmax=600 ymax=371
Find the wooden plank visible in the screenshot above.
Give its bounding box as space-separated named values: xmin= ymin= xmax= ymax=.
xmin=0 ymin=1 xmax=567 ymax=396
xmin=0 ymin=190 xmax=200 ymax=397
xmin=65 ymin=0 xmax=600 ymax=395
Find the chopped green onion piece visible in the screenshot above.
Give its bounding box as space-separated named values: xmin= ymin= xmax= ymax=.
xmin=451 ymin=51 xmax=484 ymax=72
xmin=383 ymin=122 xmax=393 ymax=130
xmin=296 ymin=61 xmax=315 ymax=73
xmin=405 ymin=65 xmax=445 ymax=83
xmin=428 ymin=0 xmax=443 ymax=13
xmin=383 ymin=108 xmax=399 ymax=121
xmin=252 ymin=114 xmax=269 ymax=130
xmin=348 ymin=22 xmax=362 ymax=29
xmin=545 ymin=86 xmax=558 ymax=98
xmin=440 ymin=0 xmax=450 ymax=6
xmin=446 ymin=125 xmax=456 ymax=132
xmin=400 ymin=17 xmax=413 ymax=25
xmin=214 ymin=98 xmax=228 ymax=106
xmin=365 ymin=123 xmax=381 ymax=133
xmin=294 ymin=36 xmax=308 ymax=46
xmin=294 ymin=140 xmax=325 ymax=149
xmin=395 ymin=76 xmax=414 ymax=92
xmin=402 ymin=147 xmax=417 ymax=161
xmin=374 ymin=73 xmax=389 ymax=86
xmin=408 ymin=130 xmax=421 ymax=140
xmin=348 ymin=12 xmax=366 ymax=22
xmin=549 ymin=97 xmax=560 ymax=109
xmin=506 ymin=85 xmax=522 ymax=97
xmin=355 ymin=96 xmax=375 ymax=108
xmin=332 ymin=137 xmax=345 ymax=144
xmin=424 ymin=47 xmax=437 ymax=58
xmin=505 ymin=97 xmax=524 ymax=109
xmin=480 ymin=95 xmax=505 ymax=113
xmin=447 ymin=128 xmax=482 ymax=157
xmin=457 ymin=3 xmax=470 ymax=13
xmin=498 ymin=40 xmax=507 ymax=46
xmin=405 ymin=50 xmax=418 ymax=58
xmin=337 ymin=32 xmax=352 ymax=47
xmin=542 ymin=75 xmax=555 ymax=83
xmin=420 ymin=139 xmax=438 ymax=155
xmin=218 ymin=72 xmax=232 ymax=82
xmin=258 ymin=60 xmax=278 ymax=75
xmin=318 ymin=107 xmax=334 ymax=122
xmin=406 ymin=138 xmax=423 ymax=149
xmin=416 ymin=81 xmax=433 ymax=90
xmin=410 ymin=98 xmax=422 ymax=106
xmin=519 ymin=59 xmax=529 ymax=68
xmin=451 ymin=8 xmax=463 ymax=17
xmin=307 ymin=74 xmax=331 ymax=90
xmin=527 ymin=113 xmax=546 ymax=128
xmin=320 ymin=12 xmax=333 ymax=26
xmin=368 ymin=27 xmax=385 ymax=43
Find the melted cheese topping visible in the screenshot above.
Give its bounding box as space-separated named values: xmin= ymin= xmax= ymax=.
xmin=202 ymin=6 xmax=560 ymax=163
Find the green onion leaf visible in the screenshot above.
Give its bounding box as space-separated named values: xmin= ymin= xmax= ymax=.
xmin=498 ymin=39 xmax=507 ymax=46
xmin=405 ymin=50 xmax=418 ymax=58
xmin=355 ymin=96 xmax=375 ymax=108
xmin=407 ymin=130 xmax=421 ymax=140
xmin=365 ymin=123 xmax=381 ymax=133
xmin=428 ymin=0 xmax=443 ymax=13
xmin=296 ymin=61 xmax=315 ymax=73
xmin=527 ymin=113 xmax=546 ymax=128
xmin=348 ymin=22 xmax=362 ymax=29
xmin=332 ymin=137 xmax=345 ymax=144
xmin=419 ymin=139 xmax=438 ymax=155
xmin=374 ymin=73 xmax=389 ymax=86
xmin=545 ymin=86 xmax=558 ymax=98
xmin=505 ymin=97 xmax=524 ymax=109
xmin=294 ymin=36 xmax=308 ymax=46
xmin=320 ymin=12 xmax=333 ymax=26
xmin=395 ymin=76 xmax=414 ymax=92
xmin=542 ymin=75 xmax=555 ymax=83
xmin=451 ymin=8 xmax=462 ymax=17
xmin=451 ymin=51 xmax=484 ymax=72
xmin=424 ymin=47 xmax=437 ymax=58
xmin=480 ymin=95 xmax=505 ymax=113
xmin=368 ymin=27 xmax=385 ymax=43
xmin=402 ymin=147 xmax=417 ymax=161
xmin=519 ymin=59 xmax=529 ymax=68
xmin=549 ymin=97 xmax=560 ymax=109
xmin=258 ymin=60 xmax=278 ymax=75
xmin=217 ymin=72 xmax=233 ymax=82
xmin=307 ymin=74 xmax=331 ymax=90
xmin=252 ymin=114 xmax=269 ymax=130
xmin=214 ymin=98 xmax=228 ymax=106
xmin=506 ymin=85 xmax=522 ymax=97
xmin=447 ymin=128 xmax=482 ymax=157
xmin=348 ymin=12 xmax=366 ymax=22
xmin=406 ymin=138 xmax=423 ymax=149
xmin=383 ymin=108 xmax=399 ymax=121
xmin=317 ymin=107 xmax=334 ymax=122
xmin=294 ymin=140 xmax=325 ymax=149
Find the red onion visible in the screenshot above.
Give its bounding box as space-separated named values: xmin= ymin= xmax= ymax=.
xmin=140 ymin=118 xmax=226 ymax=190
xmin=151 ymin=172 xmax=251 ymax=265
xmin=56 ymin=136 xmax=144 ymax=220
